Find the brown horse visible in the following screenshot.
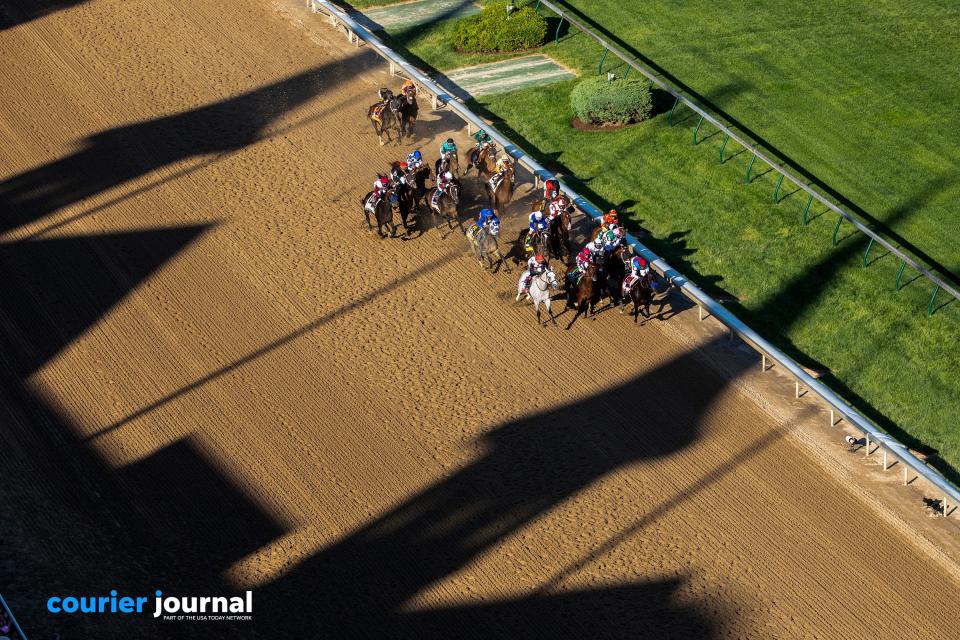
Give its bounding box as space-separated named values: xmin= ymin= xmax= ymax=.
xmin=427 ymin=182 xmax=461 ymax=233
xmin=564 ymin=263 xmax=600 ymax=330
xmin=486 ymin=163 xmax=515 ymax=218
xmin=398 ymin=87 xmax=418 ymax=139
xmin=548 ymin=197 xmax=574 ymax=260
xmin=621 ymin=269 xmax=656 ymax=322
xmin=368 ymin=96 xmax=402 ymax=146
xmin=466 ymin=143 xmax=497 ymax=182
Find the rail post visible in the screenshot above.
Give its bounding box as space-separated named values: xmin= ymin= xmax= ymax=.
xmin=693 ymin=115 xmax=705 ymax=144
xmin=928 ymin=285 xmax=941 ymax=316
xmin=802 ymin=194 xmax=814 ymax=225
xmin=832 ymin=215 xmax=844 ymax=246
xmin=895 ymin=260 xmax=907 ymax=290
xmin=863 ymin=237 xmax=875 ymax=267
xmin=598 ymin=48 xmax=608 ymax=75
xmin=744 ymin=154 xmax=757 ymax=184
xmin=719 ymin=134 xmax=730 ymax=163
xmin=555 ymin=13 xmax=564 ymax=46
xmin=668 ymin=96 xmax=680 ymax=126
xmin=773 ymin=174 xmax=785 ymax=204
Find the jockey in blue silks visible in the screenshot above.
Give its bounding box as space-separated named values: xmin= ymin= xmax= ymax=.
xmin=529 ymin=208 xmax=548 ymax=235
xmin=477 ymin=208 xmax=499 ymax=231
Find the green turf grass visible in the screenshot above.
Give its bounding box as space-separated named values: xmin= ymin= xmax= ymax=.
xmin=364 ymin=2 xmax=960 ymax=482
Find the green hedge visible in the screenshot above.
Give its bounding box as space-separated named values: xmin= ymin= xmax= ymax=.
xmin=454 ymin=2 xmax=547 ymax=53
xmin=570 ymin=76 xmax=653 ymax=125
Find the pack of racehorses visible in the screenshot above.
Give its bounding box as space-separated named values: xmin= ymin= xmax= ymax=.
xmin=361 ymin=82 xmax=672 ymax=327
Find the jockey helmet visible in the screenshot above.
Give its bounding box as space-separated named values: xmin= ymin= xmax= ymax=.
xmin=446 ymin=137 xmax=454 ymax=144
xmin=399 ymin=161 xmax=408 ymax=170
xmin=378 ymin=176 xmax=389 ymax=188
xmin=444 ymin=171 xmax=454 ymax=181
xmin=535 ymin=253 xmax=545 ymax=263
xmin=480 ymin=208 xmax=492 ymax=218
xmin=412 ymin=150 xmax=422 ymax=160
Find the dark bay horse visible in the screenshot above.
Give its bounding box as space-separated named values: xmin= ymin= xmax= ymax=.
xmin=564 ymin=263 xmax=601 ymax=330
xmin=398 ymin=88 xmax=418 ymax=139
xmin=548 ymin=197 xmax=573 ymax=260
xmin=406 ymin=164 xmax=431 ymax=213
xmin=362 ymin=188 xmax=396 ymax=237
xmin=368 ymin=95 xmax=402 ymax=146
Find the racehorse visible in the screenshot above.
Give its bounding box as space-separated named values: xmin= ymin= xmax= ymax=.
xmin=486 ymin=163 xmax=515 ymax=218
xmin=601 ymin=244 xmax=628 ymax=308
xmin=621 ymin=269 xmax=656 ymax=322
xmin=435 ymin=151 xmax=460 ymax=179
xmin=398 ymin=87 xmax=418 ymax=139
xmin=362 ymin=187 xmax=396 ymax=237
xmin=466 ymin=220 xmax=510 ymax=272
xmin=368 ymin=95 xmax=403 ymax=146
xmin=564 ymin=263 xmax=600 ymax=330
xmin=548 ymin=197 xmax=573 ymax=260
xmin=405 ymin=164 xmax=431 ymax=213
xmin=621 ymin=264 xmax=672 ymax=322
xmin=465 ymin=143 xmax=497 ymax=182
xmin=516 ymin=268 xmax=559 ymax=327
xmin=427 ymin=181 xmax=461 ymax=232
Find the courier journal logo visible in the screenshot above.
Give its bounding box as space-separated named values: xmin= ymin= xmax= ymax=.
xmin=46 ymin=590 xmax=254 ymax=622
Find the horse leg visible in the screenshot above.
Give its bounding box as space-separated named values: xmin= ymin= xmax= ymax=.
xmin=364 ymin=208 xmax=373 ymax=232
xmin=535 ymin=302 xmax=542 ymax=326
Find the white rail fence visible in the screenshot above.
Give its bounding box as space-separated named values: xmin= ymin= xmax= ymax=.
xmin=309 ymin=0 xmax=959 ymax=517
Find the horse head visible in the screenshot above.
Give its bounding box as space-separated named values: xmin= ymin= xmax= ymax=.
xmin=388 ymin=96 xmax=404 ymax=113
xmin=404 ymin=89 xmax=417 ymax=105
xmin=448 ymin=183 xmax=460 ymax=205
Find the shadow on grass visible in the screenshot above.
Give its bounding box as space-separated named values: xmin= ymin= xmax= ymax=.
xmin=545 ymin=0 xmax=960 ymax=289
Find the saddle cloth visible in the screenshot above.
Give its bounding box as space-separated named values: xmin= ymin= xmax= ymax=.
xmin=431 ymin=189 xmax=443 ymax=211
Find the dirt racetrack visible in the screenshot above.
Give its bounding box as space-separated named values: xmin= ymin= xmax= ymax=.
xmin=1 ymin=1 xmax=959 ymax=638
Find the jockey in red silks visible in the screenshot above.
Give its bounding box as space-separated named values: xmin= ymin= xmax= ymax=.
xmin=547 ymin=193 xmax=570 ymax=221
xmin=543 ymin=178 xmax=560 ymax=201
xmin=373 ymin=175 xmax=390 ymax=203
xmin=521 ymin=253 xmax=548 ymax=295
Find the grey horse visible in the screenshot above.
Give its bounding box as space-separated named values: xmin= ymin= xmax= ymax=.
xmin=516 ymin=268 xmax=559 ymax=327
xmin=467 ymin=220 xmax=510 ymax=272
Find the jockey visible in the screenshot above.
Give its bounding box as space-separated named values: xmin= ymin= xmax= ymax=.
xmin=437 ymin=170 xmax=455 ymax=193
xmin=528 ymin=253 xmax=548 ymax=275
xmin=588 ymin=238 xmax=606 ymax=266
xmin=473 ymin=128 xmax=493 ymax=148
xmin=406 ymin=149 xmax=424 ymax=171
xmin=547 ymin=193 xmax=570 ymax=221
xmin=528 ymin=207 xmax=548 ymax=235
xmin=477 ymin=208 xmax=499 ymax=231
xmin=543 ymin=178 xmax=560 ymax=201
xmin=440 ymin=137 xmax=457 ymax=157
xmin=602 ymin=209 xmax=619 ymax=231
xmin=372 ymin=174 xmax=390 ymax=205
xmin=489 ymin=156 xmax=513 ymax=191
xmin=599 ymin=229 xmax=622 ymax=253
xmin=575 ymin=245 xmax=593 ymax=275
xmin=521 ymin=253 xmax=548 ymax=295
xmin=391 ymin=162 xmax=409 ymax=186
xmin=630 ymin=256 xmax=651 ymax=279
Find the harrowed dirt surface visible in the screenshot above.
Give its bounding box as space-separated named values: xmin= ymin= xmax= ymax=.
xmin=0 ymin=1 xmax=958 ymax=638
